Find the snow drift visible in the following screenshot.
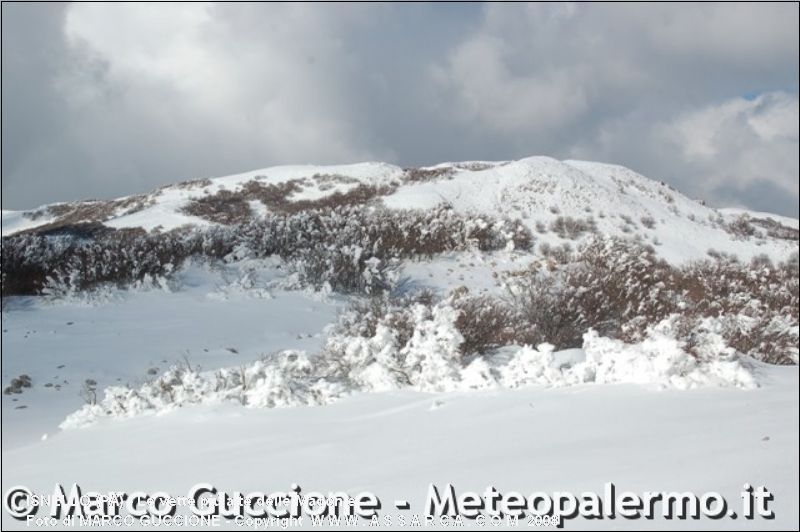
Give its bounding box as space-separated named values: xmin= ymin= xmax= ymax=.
xmin=61 ymin=305 xmax=757 ymax=430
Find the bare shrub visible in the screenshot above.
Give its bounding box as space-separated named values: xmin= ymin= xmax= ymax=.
xmin=174 ymin=177 xmax=213 ymax=190
xmin=724 ymin=215 xmax=757 ymax=239
xmin=452 ymin=294 xmax=517 ymax=355
xmin=240 ymin=180 xmax=304 ymax=210
xmin=182 ymin=190 xmax=252 ymax=225
xmin=538 ymin=242 xmax=573 ymax=264
xmin=453 ymin=162 xmax=495 ymax=172
xmin=311 ymin=173 xmax=360 ymax=185
xmin=677 ymin=255 xmax=798 ymax=364
xmin=403 ymin=166 xmax=455 ymax=182
xmin=4 ymin=374 xmax=32 ymax=395
xmin=723 ymin=316 xmax=797 ymax=365
xmin=549 ymin=216 xmax=597 ymax=239
xmin=748 ymin=217 xmax=799 ymax=241
xmin=328 ymin=236 xmax=798 ymax=364
xmin=2 ymin=205 xmax=532 ymax=296
xmin=80 ymin=379 xmax=98 ymax=405
xmin=287 ymin=184 xmax=394 ymax=213
xmin=183 ymin=180 xmax=397 ymax=221
xmin=511 ymin=238 xmax=676 ymax=346
xmin=563 ymin=238 xmax=677 ymax=342
xmin=18 ymin=194 xmax=157 ymax=235
xmin=507 ymin=271 xmax=584 ymax=349
xmin=640 ymin=215 xmax=656 ymax=229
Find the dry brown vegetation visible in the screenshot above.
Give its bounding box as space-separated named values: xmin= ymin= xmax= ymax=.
xmin=173 ymin=177 xmax=213 ymax=190
xmin=181 ymin=178 xmax=396 ymax=222
xmin=549 ymin=216 xmax=598 ymax=239
xmin=340 ymin=237 xmax=798 ymax=365
xmin=403 ymin=166 xmax=456 ymax=183
xmin=640 ymin=215 xmax=657 ymax=229
xmin=182 ymin=190 xmax=253 ymax=225
xmin=452 ymin=162 xmax=497 ymax=172
xmin=453 ymin=294 xmax=518 ymax=355
xmin=749 ymin=217 xmax=799 ymax=241
xmin=506 ymin=238 xmax=798 ymax=364
xmin=724 ymin=215 xmax=758 ymax=239
xmin=2 ymin=205 xmax=532 ymax=297
xmin=718 ymin=213 xmax=799 ymax=242
xmin=16 ymin=194 xmax=157 ymax=236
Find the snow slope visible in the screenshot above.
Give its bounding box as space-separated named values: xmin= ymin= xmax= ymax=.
xmin=2 ymin=156 xmax=798 ymax=530
xmin=3 ymin=368 xmax=798 ymax=530
xmin=2 ymin=259 xmax=798 ymax=530
xmin=3 ymin=157 xmax=797 ymax=264
xmin=1 ymin=262 xmax=342 ymax=448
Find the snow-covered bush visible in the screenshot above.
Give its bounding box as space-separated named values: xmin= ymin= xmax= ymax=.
xmin=61 ymin=351 xmax=348 ymax=429
xmin=507 ymin=270 xmax=585 ymax=348
xmin=680 ymin=255 xmax=798 ymax=364
xmin=2 ymin=205 xmax=532 ymax=296
xmin=506 ymin=236 xmax=798 ymax=364
xmin=564 ymin=237 xmax=680 ymax=342
xmin=724 ymin=214 xmax=757 ymax=239
xmin=452 ymin=293 xmax=518 ymax=355
xmin=549 ymin=216 xmax=598 ymax=240
xmin=322 ymin=299 xmax=467 ymax=392
xmin=497 ymin=320 xmax=756 ymax=390
xmin=61 ymin=307 xmax=758 ymax=429
xmin=1 ymin=227 xmax=196 ymax=296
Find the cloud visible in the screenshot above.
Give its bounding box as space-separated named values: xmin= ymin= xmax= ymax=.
xmin=646 ymin=3 xmax=799 ymax=66
xmin=60 ymin=3 xmax=384 ymax=163
xmin=2 ymin=3 xmax=798 ymax=216
xmin=429 ymin=3 xmax=799 ymax=214
xmin=658 ymin=92 xmax=799 ymax=203
xmin=2 ymin=3 xmax=391 ymax=209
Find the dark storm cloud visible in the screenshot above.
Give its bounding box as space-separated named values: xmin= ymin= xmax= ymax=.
xmin=2 ymin=2 xmax=798 ymax=216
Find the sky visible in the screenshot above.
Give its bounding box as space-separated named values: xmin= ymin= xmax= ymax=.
xmin=2 ymin=2 xmax=798 ymax=216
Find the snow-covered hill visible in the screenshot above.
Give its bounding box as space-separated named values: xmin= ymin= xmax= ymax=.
xmin=3 ymin=157 xmax=797 ymax=264
xmin=2 ymin=156 xmax=798 ymax=530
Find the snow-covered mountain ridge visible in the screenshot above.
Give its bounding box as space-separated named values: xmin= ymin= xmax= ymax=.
xmin=3 ymin=156 xmax=797 ymax=263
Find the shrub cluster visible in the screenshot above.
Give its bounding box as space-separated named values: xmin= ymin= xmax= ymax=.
xmin=181 ymin=180 xmax=394 ymax=223
xmin=505 ymin=237 xmax=799 ymax=364
xmin=62 ymin=305 xmax=760 ymax=429
xmin=4 ymin=374 xmax=32 ymax=395
xmin=1 ymin=205 xmax=532 ymax=297
xmin=549 ymin=216 xmax=597 ymax=239
xmin=722 ymin=214 xmax=799 ymax=242
xmin=403 ymin=166 xmax=456 ymax=183
xmin=331 ymin=237 xmax=797 ymax=366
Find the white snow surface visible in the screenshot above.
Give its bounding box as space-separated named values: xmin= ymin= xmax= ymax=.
xmin=3 ymin=368 xmax=798 ymax=530
xmin=3 ymin=157 xmax=797 ymax=265
xmin=1 ymin=210 xmax=57 ymax=235
xmin=2 ymin=262 xmax=798 ymax=529
xmin=2 ymin=157 xmax=799 ymax=530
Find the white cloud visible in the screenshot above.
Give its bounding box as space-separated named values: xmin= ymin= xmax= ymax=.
xmin=430 ymin=33 xmax=589 ymax=132
xmin=60 ymin=3 xmax=385 ymax=166
xmin=430 ymin=3 xmax=798 ymax=136
xmin=658 ymin=92 xmax=799 ymax=197
xmin=427 ymin=3 xmax=798 ymax=213
xmin=646 ymin=3 xmax=799 ymax=66
xmin=2 ymin=2 xmax=798 ymax=215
